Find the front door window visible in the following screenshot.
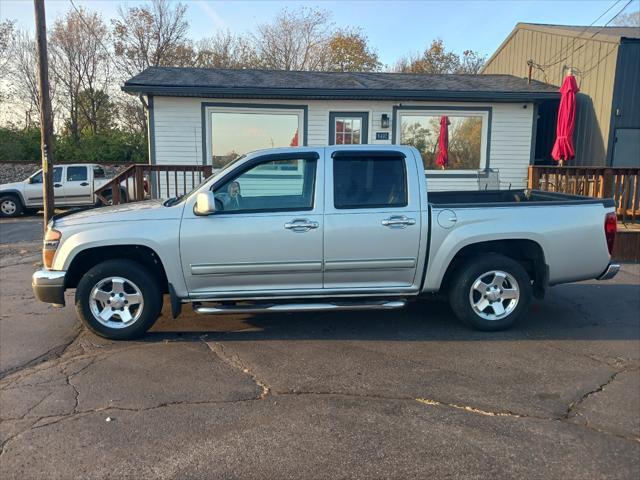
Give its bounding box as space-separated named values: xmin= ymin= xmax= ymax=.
xmin=212 ymin=156 xmax=317 ymax=213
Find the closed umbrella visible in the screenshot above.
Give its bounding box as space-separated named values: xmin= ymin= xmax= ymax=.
xmin=551 ymin=75 xmax=580 ymax=165
xmin=290 ymin=128 xmax=299 ymax=147
xmin=436 ymin=116 xmax=450 ymax=169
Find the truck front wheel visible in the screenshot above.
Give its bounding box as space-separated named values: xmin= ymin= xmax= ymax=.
xmin=0 ymin=195 xmax=23 ymax=218
xmin=448 ymin=254 xmax=532 ymax=331
xmin=75 ymin=259 xmax=163 ymax=340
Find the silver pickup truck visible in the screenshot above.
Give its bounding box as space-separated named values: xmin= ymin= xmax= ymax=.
xmin=32 ymin=145 xmax=620 ymax=339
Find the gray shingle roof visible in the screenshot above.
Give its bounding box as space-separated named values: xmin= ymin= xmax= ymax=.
xmin=123 ymin=67 xmax=559 ymax=102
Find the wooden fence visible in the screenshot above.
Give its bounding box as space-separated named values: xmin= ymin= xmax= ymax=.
xmin=528 ymin=166 xmax=640 ymax=223
xmin=95 ymin=164 xmax=212 ymax=206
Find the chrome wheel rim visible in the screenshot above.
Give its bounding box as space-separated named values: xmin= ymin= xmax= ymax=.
xmin=89 ymin=276 xmax=144 ymax=329
xmin=1 ymin=200 xmax=17 ymax=215
xmin=469 ymin=270 xmax=520 ymax=321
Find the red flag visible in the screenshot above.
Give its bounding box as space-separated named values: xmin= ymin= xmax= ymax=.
xmin=436 ymin=116 xmax=450 ymax=169
xmin=551 ymin=75 xmax=580 ymax=163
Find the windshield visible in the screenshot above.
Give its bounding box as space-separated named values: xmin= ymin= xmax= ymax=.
xmin=165 ymin=154 xmax=247 ymax=206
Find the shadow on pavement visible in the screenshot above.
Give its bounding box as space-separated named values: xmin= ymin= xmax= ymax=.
xmin=138 ymin=282 xmax=640 ymax=343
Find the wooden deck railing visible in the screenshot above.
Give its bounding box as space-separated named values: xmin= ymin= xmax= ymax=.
xmin=95 ymin=164 xmax=213 ymax=206
xmin=528 ymin=166 xmax=640 ymax=223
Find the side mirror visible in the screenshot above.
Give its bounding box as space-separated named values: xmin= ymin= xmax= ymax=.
xmin=194 ymin=191 xmax=216 ymax=216
xmin=27 ymin=177 xmax=33 ymax=184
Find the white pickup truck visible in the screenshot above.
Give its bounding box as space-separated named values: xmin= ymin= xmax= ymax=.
xmin=0 ymin=163 xmax=126 ymax=217
xmin=32 ymin=146 xmax=620 ymax=340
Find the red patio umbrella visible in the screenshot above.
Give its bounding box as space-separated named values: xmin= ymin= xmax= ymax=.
xmin=551 ymin=75 xmax=580 ymax=165
xmin=436 ymin=116 xmax=450 ymax=169
xmin=289 ymin=128 xmax=299 ymax=147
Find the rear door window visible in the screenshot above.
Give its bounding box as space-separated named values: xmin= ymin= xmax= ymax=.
xmin=333 ymin=156 xmax=407 ymax=209
xmin=66 ymin=166 xmax=88 ymax=182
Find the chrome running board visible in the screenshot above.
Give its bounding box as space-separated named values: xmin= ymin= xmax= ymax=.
xmin=193 ymin=299 xmax=407 ymax=315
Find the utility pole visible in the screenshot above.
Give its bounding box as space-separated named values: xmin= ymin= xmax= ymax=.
xmin=34 ymin=0 xmax=55 ymax=231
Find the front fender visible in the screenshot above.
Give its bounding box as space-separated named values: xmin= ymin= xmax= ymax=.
xmin=53 ymin=219 xmax=188 ymax=297
xmin=0 ymin=188 xmax=26 ymax=205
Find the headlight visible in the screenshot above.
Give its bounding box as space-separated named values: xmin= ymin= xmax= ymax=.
xmin=43 ymin=228 xmax=62 ymax=269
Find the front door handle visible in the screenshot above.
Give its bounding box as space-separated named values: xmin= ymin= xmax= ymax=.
xmin=382 ymin=215 xmax=416 ymax=228
xmin=284 ymin=218 xmax=319 ymax=232
xmin=80 ymin=182 xmax=89 ymax=186
xmin=54 ymin=183 xmax=62 ymax=188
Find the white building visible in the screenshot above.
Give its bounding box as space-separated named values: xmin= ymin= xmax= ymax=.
xmin=123 ymin=68 xmax=559 ymax=191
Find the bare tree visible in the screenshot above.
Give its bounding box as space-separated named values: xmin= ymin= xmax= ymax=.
xmin=253 ymin=7 xmax=333 ymax=71
xmin=112 ymin=0 xmax=193 ymax=76
xmin=112 ymin=0 xmax=193 ymax=135
xmin=458 ymin=50 xmax=486 ymax=74
xmin=195 ymin=31 xmax=259 ymax=69
xmin=5 ymin=29 xmax=50 ymax=128
xmin=612 ymin=10 xmax=640 ymax=26
xmin=0 ymin=19 xmax=15 ymax=78
xmin=50 ymin=7 xmax=111 ymax=139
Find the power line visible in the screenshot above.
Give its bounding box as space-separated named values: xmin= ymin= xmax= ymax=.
xmin=541 ymin=0 xmax=626 ymax=68
xmin=542 ymin=0 xmax=626 ymax=69
xmin=571 ymin=0 xmax=635 ymax=79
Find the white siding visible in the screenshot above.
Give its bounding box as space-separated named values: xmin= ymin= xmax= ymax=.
xmin=152 ymin=97 xmax=534 ymax=192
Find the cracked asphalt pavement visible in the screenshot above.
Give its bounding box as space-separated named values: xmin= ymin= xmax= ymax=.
xmin=0 ymin=223 xmax=639 ymax=479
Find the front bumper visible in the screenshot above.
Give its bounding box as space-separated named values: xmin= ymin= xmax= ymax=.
xmin=32 ymin=269 xmax=67 ymax=306
xmin=597 ymin=263 xmax=621 ymax=281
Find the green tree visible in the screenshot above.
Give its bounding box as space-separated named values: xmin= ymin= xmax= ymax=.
xmin=77 ymin=89 xmax=115 ymax=135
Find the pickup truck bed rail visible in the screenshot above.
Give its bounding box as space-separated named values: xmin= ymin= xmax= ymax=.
xmin=429 ymin=189 xmax=616 ymax=208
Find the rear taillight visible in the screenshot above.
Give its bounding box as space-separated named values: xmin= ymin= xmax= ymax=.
xmin=604 ymin=212 xmax=617 ymax=255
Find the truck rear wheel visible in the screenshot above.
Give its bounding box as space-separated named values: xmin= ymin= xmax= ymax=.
xmin=75 ymin=259 xmax=163 ymax=340
xmin=448 ymin=254 xmax=532 ymax=331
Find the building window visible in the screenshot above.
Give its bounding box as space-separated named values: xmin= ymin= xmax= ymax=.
xmin=208 ymin=108 xmax=304 ymax=168
xmin=398 ymin=111 xmax=488 ymax=171
xmin=329 ymin=112 xmax=369 ymax=145
xmin=333 ymin=156 xmax=407 ymax=209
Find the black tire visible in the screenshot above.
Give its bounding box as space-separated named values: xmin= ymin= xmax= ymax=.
xmin=101 ymin=190 xmax=127 ymax=206
xmin=448 ymin=254 xmax=532 ymax=331
xmin=0 ymin=195 xmax=23 ymax=218
xmin=75 ymin=259 xmax=163 ymax=340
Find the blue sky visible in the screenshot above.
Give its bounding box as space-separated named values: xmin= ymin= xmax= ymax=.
xmin=1 ymin=0 xmax=638 ymax=66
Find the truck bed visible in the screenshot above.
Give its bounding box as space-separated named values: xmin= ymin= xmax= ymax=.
xmin=428 ymin=189 xmax=615 ymax=208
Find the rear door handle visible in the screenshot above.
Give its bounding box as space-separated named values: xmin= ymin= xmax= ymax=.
xmin=284 ymin=218 xmax=319 ymax=232
xmin=54 ymin=183 xmax=62 ymax=188
xmin=80 ymin=182 xmax=89 ymax=186
xmin=382 ymin=215 xmax=416 ymax=228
